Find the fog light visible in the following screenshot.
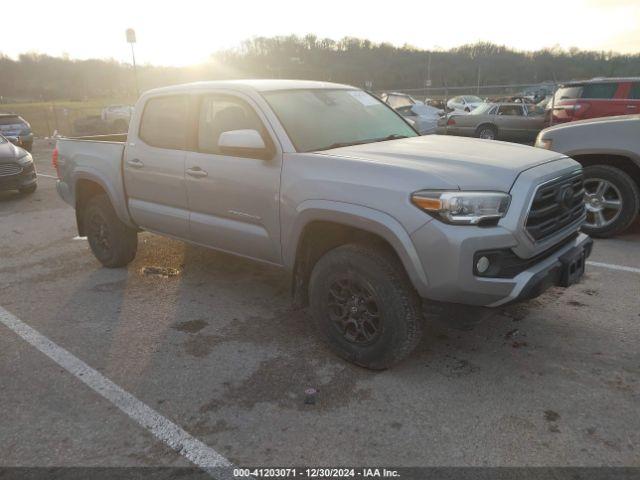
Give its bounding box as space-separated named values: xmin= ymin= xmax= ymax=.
xmin=476 ymin=256 xmax=490 ymax=274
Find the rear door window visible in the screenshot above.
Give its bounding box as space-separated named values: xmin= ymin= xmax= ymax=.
xmin=580 ymin=83 xmax=618 ymax=99
xmin=498 ymin=105 xmax=524 ymax=116
xmin=139 ymin=96 xmax=188 ymax=150
xmin=629 ymin=83 xmax=640 ymax=100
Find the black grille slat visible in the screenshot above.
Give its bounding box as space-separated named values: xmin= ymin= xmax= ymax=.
xmin=525 ymin=171 xmax=586 ymax=242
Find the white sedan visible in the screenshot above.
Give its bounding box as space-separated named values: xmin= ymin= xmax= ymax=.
xmin=446 ymin=95 xmax=484 ymax=113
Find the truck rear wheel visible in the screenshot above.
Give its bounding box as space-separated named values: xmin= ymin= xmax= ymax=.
xmin=582 ymin=165 xmax=640 ymax=238
xmin=84 ymin=193 xmax=138 ymax=267
xmin=308 ymin=243 xmax=423 ymax=370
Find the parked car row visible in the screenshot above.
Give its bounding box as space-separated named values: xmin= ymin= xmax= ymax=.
xmin=438 ymin=102 xmax=546 ymax=142
xmin=0 ymin=113 xmax=34 ymax=152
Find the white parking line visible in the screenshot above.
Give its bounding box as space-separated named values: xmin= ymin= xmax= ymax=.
xmin=37 ymin=173 xmax=58 ymax=179
xmin=587 ymin=261 xmax=640 ymax=274
xmin=0 ymin=306 xmax=233 ymax=476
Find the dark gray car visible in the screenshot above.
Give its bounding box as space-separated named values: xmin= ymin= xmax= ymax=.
xmin=439 ymin=103 xmax=548 ymax=142
xmin=0 ymin=114 xmax=34 ymax=152
xmin=0 ymin=134 xmax=38 ymax=194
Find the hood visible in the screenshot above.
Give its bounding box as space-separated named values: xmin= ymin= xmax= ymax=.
xmin=317 ymin=135 xmax=566 ymax=191
xmin=0 ymin=140 xmax=21 ymax=162
xmin=543 ymin=114 xmax=640 ymax=134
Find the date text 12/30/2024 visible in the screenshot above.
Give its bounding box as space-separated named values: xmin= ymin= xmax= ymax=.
xmin=233 ymin=468 xmax=400 ymax=478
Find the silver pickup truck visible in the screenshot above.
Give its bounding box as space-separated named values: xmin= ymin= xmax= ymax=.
xmin=54 ymin=80 xmax=592 ymax=369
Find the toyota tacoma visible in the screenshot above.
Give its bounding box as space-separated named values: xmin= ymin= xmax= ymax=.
xmin=54 ymin=80 xmax=592 ymax=369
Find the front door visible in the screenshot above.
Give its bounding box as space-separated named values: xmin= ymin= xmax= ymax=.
xmin=184 ymin=93 xmax=283 ymax=264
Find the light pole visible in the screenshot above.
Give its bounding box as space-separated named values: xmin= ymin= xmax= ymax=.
xmin=126 ymin=28 xmax=139 ymax=98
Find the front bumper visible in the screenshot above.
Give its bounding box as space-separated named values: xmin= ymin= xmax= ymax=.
xmin=0 ymin=162 xmax=37 ymax=192
xmin=412 ymin=219 xmax=592 ymax=307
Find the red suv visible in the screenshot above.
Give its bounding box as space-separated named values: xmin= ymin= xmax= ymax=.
xmin=551 ymin=77 xmax=640 ymax=124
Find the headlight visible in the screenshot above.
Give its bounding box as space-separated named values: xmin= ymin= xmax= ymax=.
xmin=17 ymin=153 xmax=33 ymax=166
xmin=411 ymin=191 xmax=511 ymax=225
xmin=535 ymin=136 xmax=553 ymax=149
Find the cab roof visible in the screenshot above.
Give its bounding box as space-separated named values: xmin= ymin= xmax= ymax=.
xmin=145 ymin=79 xmax=357 ymax=96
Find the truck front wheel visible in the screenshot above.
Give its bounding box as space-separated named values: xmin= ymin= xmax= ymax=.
xmin=582 ymin=165 xmax=640 ymax=238
xmin=84 ymin=193 xmax=138 ymax=268
xmin=308 ymin=243 xmax=424 ymax=370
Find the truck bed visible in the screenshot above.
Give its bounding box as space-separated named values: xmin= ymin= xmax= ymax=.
xmin=64 ymin=133 xmax=128 ymax=143
xmin=55 ymin=134 xmax=132 ymax=227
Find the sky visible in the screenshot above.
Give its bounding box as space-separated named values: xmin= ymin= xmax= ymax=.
xmin=1 ymin=0 xmax=639 ymax=66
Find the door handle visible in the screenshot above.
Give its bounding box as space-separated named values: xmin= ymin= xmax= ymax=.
xmin=186 ymin=166 xmax=208 ymax=178
xmin=126 ymin=158 xmax=144 ymax=168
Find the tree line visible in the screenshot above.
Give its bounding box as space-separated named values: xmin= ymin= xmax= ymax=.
xmin=1 ymin=35 xmax=639 ymax=102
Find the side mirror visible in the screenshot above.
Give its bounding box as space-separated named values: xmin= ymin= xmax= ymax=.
xmin=218 ymin=129 xmax=270 ymax=159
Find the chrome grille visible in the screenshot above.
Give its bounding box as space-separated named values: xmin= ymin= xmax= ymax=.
xmin=0 ymin=163 xmax=21 ymax=177
xmin=525 ymin=171 xmax=585 ymax=242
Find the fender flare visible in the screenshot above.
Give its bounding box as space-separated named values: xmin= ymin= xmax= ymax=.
xmin=72 ymin=167 xmax=136 ymax=229
xmin=284 ymin=200 xmax=430 ymax=296
xmin=565 ymin=148 xmax=640 ymax=166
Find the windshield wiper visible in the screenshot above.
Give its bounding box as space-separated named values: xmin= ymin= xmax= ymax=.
xmin=313 ymin=134 xmax=409 ymax=152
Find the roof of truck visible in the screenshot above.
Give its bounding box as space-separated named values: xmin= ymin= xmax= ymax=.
xmin=145 ymin=79 xmax=356 ymax=96
xmin=561 ymin=77 xmax=640 ymax=86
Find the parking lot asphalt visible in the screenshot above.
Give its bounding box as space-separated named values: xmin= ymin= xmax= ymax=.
xmin=1 ymin=140 xmax=639 ymax=469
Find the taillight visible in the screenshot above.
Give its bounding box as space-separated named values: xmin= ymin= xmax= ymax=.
xmin=52 ymin=147 xmax=60 ymax=177
xmin=447 ymin=117 xmax=456 ymax=126
xmin=573 ymin=102 xmax=591 ymax=117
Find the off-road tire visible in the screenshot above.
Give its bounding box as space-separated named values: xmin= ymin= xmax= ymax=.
xmin=84 ymin=193 xmax=138 ymax=267
xmin=309 ymin=243 xmax=423 ymax=370
xmin=582 ymin=165 xmax=640 ymax=238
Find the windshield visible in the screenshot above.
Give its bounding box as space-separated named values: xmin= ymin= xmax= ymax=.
xmin=262 ymin=89 xmax=417 ymax=152
xmin=0 ymin=134 xmax=6 ymax=144
xmin=463 ymin=96 xmax=483 ymax=103
xmin=470 ymin=103 xmax=494 ymax=115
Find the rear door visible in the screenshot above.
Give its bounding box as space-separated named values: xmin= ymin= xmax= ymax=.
xmin=184 ymin=92 xmax=283 ymax=264
xmin=124 ymin=94 xmax=191 ymax=238
xmin=625 ymin=81 xmax=640 ymax=115
xmin=495 ymin=105 xmax=528 ymax=139
xmin=578 ymin=82 xmax=626 ymax=119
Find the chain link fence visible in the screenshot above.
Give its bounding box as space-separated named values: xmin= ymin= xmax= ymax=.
xmin=3 ymin=82 xmax=559 ymax=139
